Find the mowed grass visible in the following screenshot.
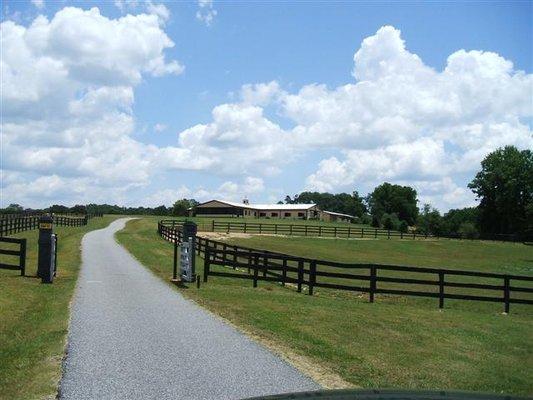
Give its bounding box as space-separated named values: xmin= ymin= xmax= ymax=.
xmin=0 ymin=215 xmax=119 ymax=400
xmin=116 ymin=218 xmax=533 ymax=395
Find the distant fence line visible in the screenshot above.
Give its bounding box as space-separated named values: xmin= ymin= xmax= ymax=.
xmin=160 ymin=219 xmax=530 ymax=243
xmin=157 ymin=221 xmax=533 ymax=313
xmin=0 ymin=237 xmax=26 ymax=276
xmin=0 ymin=213 xmax=103 ymax=237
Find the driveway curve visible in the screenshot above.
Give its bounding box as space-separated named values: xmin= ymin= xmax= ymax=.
xmin=60 ymin=218 xmax=319 ymax=400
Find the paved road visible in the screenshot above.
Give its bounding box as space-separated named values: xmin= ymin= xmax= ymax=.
xmin=60 ymin=218 xmax=320 ymax=400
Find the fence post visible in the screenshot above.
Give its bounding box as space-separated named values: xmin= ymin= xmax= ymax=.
xmin=203 ymin=248 xmax=211 ymax=282
xmin=374 ymin=229 xmax=377 ymax=239
xmin=233 ymin=245 xmax=237 ymax=270
xmin=297 ymin=260 xmax=304 ymax=293
xmin=262 ymin=255 xmax=267 ymax=277
xmin=388 ymin=229 xmax=390 ymax=239
xmin=369 ymin=265 xmax=376 ymax=303
xmin=20 ymin=238 xmax=26 ymax=276
xmin=253 ymin=254 xmax=259 ymax=288
xmin=309 ymin=260 xmax=316 ymax=296
xmin=361 ymin=227 xmax=364 ymax=238
xmin=504 ymin=276 xmax=510 ymax=314
xmin=244 ymin=222 xmax=247 ymax=233
xmin=439 ymin=272 xmax=444 ymax=309
xmin=401 ymin=231 xmax=403 ymax=239
xmin=211 ymin=220 xmax=215 ymax=232
xmin=282 ymin=258 xmax=287 ymax=286
xmin=348 ymin=227 xmax=351 ymax=238
xmin=290 ymin=225 xmax=293 ymax=235
xmin=173 ymin=235 xmax=178 ymax=280
xmin=319 ymin=226 xmax=322 ymax=236
xmin=334 ymin=227 xmax=337 ymax=237
xmin=259 ymin=224 xmax=262 ymax=234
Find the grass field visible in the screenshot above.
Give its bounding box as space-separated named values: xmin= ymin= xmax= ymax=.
xmin=116 ymin=218 xmax=533 ymax=395
xmin=0 ymin=215 xmax=119 ymax=400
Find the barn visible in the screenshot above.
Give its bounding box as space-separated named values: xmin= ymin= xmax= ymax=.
xmin=190 ymin=199 xmax=320 ymax=219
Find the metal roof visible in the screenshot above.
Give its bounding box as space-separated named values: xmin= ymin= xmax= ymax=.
xmin=196 ymin=199 xmax=317 ymax=211
xmin=323 ymin=210 xmax=356 ymax=219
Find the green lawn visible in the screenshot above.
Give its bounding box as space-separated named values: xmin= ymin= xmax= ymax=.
xmin=0 ymin=215 xmax=119 ymax=400
xmin=116 ymin=218 xmax=533 ymax=395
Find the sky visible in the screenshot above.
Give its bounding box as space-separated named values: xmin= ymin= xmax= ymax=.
xmin=1 ymin=0 xmax=532 ymax=211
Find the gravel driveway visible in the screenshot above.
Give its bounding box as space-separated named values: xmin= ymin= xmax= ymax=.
xmin=59 ymin=218 xmax=320 ymax=400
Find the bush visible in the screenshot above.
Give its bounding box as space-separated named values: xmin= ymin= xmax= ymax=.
xmin=399 ymin=220 xmax=409 ymax=233
xmin=371 ymin=215 xmax=381 ymax=228
xmin=361 ymin=214 xmax=372 ymax=225
xmin=458 ymin=222 xmax=479 ymax=239
xmin=381 ymin=213 xmax=400 ymax=230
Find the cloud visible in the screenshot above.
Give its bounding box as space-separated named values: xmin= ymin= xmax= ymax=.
xmin=154 ymin=123 xmax=168 ymax=132
xmin=3 ymin=19 xmax=531 ymax=211
xmin=196 ymin=0 xmax=217 ymax=26
xmin=31 ymin=0 xmax=45 ymax=9
xmin=1 ymin=7 xmax=185 ymax=207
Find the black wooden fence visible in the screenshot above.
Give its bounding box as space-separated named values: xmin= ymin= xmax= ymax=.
xmin=162 ymin=219 xmax=530 ymax=243
xmin=0 ymin=213 xmax=102 ymax=237
xmin=211 ymin=221 xmax=422 ymax=239
xmin=158 ymin=221 xmax=533 ymax=313
xmin=0 ymin=237 xmax=27 ymax=276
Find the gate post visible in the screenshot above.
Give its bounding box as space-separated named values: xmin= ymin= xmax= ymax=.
xmin=37 ymin=215 xmax=56 ymax=283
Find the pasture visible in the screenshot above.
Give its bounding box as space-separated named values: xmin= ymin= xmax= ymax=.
xmin=116 ymin=217 xmax=533 ymax=395
xmin=0 ymin=215 xmax=120 ymax=400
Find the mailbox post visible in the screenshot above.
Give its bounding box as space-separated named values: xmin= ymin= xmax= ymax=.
xmin=180 ymin=221 xmax=197 ymax=282
xmin=37 ymin=215 xmax=57 ymax=283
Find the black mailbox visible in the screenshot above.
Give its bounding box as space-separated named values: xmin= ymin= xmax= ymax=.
xmin=37 ymin=215 xmax=57 ymax=283
xmin=181 ymin=221 xmax=197 ymax=281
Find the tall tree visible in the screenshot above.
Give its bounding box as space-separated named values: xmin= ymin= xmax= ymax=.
xmin=172 ymin=199 xmax=197 ymax=216
xmin=468 ymin=146 xmax=532 ymax=234
xmin=367 ymin=183 xmax=418 ymax=225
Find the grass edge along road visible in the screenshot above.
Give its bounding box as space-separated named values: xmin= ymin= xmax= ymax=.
xmin=0 ymin=215 xmax=120 ymax=400
xmin=116 ymin=218 xmax=533 ymax=396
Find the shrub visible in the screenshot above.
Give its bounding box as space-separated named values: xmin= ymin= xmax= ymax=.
xmin=458 ymin=222 xmax=479 ymax=239
xmin=399 ymin=220 xmax=409 ymax=233
xmin=371 ymin=215 xmax=381 ymax=228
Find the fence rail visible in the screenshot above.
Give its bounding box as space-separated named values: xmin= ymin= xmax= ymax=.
xmin=157 ymin=221 xmax=533 ymax=313
xmin=0 ymin=213 xmax=103 ymax=237
xmin=0 ymin=237 xmax=27 ymax=275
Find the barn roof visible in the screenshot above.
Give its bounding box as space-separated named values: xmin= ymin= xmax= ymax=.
xmin=195 ymin=199 xmax=316 ymax=211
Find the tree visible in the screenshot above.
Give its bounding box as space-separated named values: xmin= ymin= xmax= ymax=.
xmin=417 ymin=204 xmax=442 ymax=236
xmin=288 ymin=191 xmax=367 ymax=217
xmin=399 ymin=220 xmax=409 ymax=233
xmin=440 ymin=207 xmax=479 ymax=237
xmin=153 ymin=205 xmax=169 ymax=215
xmin=6 ymin=204 xmax=23 ymax=212
xmin=468 ymin=146 xmax=532 ymax=234
xmin=367 ymin=183 xmax=419 ymax=225
xmin=457 ymin=222 xmax=479 ymax=239
xmin=381 ymin=213 xmax=400 ymax=230
xmin=172 ymin=199 xmax=192 ymax=216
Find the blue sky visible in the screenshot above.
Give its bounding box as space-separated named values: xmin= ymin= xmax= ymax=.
xmin=1 ymin=1 xmax=532 ymax=211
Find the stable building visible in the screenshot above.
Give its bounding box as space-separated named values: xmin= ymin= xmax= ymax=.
xmin=191 ymin=199 xmax=320 ymax=219
xmin=321 ymin=210 xmax=356 ymax=223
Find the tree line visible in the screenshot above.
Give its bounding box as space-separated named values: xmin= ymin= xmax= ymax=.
xmin=283 ymin=146 xmax=532 ymax=239
xmin=2 ymin=146 xmax=530 ymax=239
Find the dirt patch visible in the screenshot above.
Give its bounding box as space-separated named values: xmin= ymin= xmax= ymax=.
xmin=199 ymin=232 xmax=255 ymax=240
